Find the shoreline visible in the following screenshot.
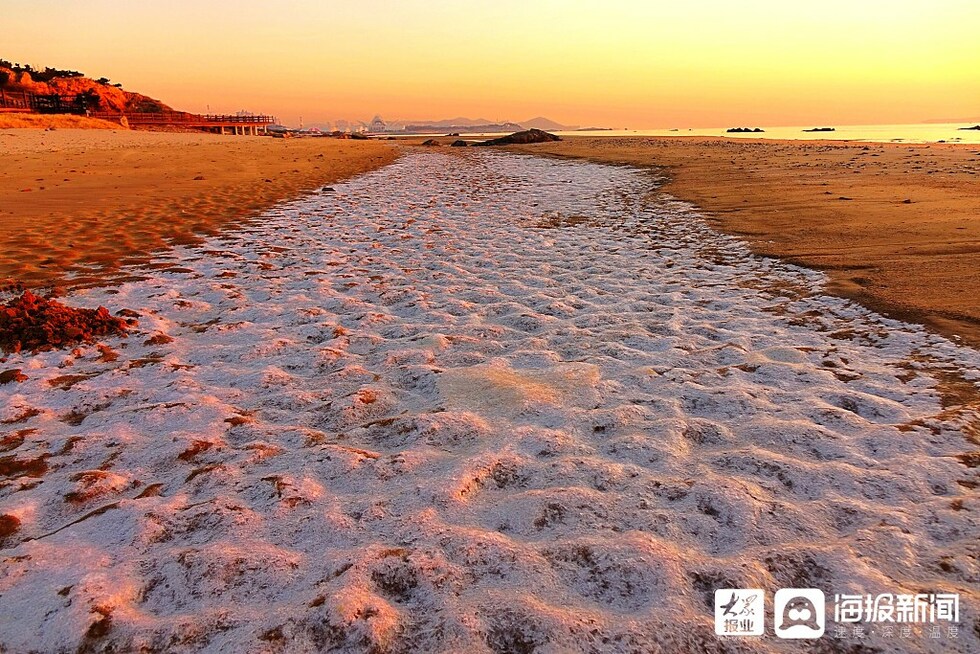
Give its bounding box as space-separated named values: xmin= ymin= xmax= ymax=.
xmin=510 ymin=136 xmax=980 ymax=349
xmin=0 ymin=129 xmax=400 ymax=290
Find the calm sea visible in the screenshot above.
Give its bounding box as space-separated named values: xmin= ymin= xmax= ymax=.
xmin=554 ymin=123 xmax=980 ymax=145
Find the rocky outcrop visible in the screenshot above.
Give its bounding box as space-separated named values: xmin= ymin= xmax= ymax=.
xmin=451 ymin=140 xmax=468 ymax=147
xmin=726 ymin=127 xmax=765 ymax=133
xmin=473 ymin=129 xmax=561 ymax=146
xmin=0 ymin=66 xmax=171 ymax=113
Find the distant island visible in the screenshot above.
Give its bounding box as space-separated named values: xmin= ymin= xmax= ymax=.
xmin=803 ymin=127 xmax=835 ymax=132
xmin=958 ymin=125 xmax=980 ymax=131
xmin=727 ymin=127 xmax=764 ymax=133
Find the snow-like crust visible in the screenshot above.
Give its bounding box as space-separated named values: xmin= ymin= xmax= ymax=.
xmin=1 ymin=152 xmax=977 ymax=653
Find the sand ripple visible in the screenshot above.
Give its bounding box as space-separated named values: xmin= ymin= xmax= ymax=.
xmin=1 ymin=152 xmax=978 ymax=652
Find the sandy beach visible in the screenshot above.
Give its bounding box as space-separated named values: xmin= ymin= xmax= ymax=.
xmin=0 ymin=129 xmax=399 ymax=289
xmin=1 ymin=150 xmax=978 ymax=652
xmin=512 ymin=137 xmax=980 ymax=348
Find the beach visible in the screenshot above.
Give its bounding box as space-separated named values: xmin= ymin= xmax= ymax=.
xmin=510 ymin=136 xmax=980 ymax=348
xmin=0 ymin=129 xmax=399 ymax=289
xmin=1 ymin=148 xmax=978 ymax=652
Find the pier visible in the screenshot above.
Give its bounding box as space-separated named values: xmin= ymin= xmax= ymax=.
xmin=89 ymin=110 xmax=277 ymax=134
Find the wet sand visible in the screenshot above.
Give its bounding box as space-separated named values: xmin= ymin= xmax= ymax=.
xmin=511 ymin=137 xmax=980 ymax=348
xmin=0 ymin=129 xmax=399 ymax=289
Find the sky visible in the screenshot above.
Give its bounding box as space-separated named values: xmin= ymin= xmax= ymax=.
xmin=4 ymin=0 xmax=979 ymax=128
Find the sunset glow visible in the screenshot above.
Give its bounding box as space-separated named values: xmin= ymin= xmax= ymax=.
xmin=6 ymin=0 xmax=980 ymax=127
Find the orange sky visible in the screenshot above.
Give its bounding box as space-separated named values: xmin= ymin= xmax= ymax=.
xmin=6 ymin=0 xmax=979 ymax=127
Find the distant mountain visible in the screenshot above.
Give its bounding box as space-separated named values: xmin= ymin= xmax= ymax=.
xmin=405 ymin=117 xmax=496 ymax=128
xmin=392 ymin=116 xmax=572 ymax=133
xmin=402 ymin=121 xmax=523 ymax=134
xmin=522 ymin=116 xmax=574 ymax=130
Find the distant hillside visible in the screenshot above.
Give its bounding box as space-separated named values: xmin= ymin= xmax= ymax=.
xmin=522 ymin=116 xmax=574 ymax=130
xmin=405 ymin=117 xmax=496 ymax=129
xmin=403 ymin=121 xmax=523 ymax=134
xmin=0 ymin=60 xmax=172 ymax=113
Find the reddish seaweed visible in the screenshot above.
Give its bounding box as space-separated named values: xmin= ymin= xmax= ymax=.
xmin=0 ymin=291 xmax=135 ymax=354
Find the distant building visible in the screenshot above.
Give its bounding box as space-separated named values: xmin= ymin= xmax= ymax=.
xmin=369 ymin=115 xmax=387 ymax=132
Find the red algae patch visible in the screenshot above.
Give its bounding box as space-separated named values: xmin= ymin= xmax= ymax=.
xmin=0 ymin=513 xmax=21 ymax=546
xmin=0 ymin=290 xmax=135 ymax=354
xmin=0 ymin=369 xmax=28 ymax=384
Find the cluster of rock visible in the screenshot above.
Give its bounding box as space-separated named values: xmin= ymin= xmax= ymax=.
xmin=726 ymin=127 xmax=765 ymax=133
xmin=416 ymin=129 xmax=561 ymax=148
xmin=473 ymin=129 xmax=561 ymax=146
xmin=0 ymin=290 xmax=135 ymax=354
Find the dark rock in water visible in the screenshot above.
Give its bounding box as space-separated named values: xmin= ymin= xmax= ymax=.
xmin=803 ymin=127 xmax=836 ymax=132
xmin=446 ymin=132 xmax=461 ymax=137
xmin=474 ymin=129 xmax=561 ymax=146
xmin=726 ymin=127 xmax=765 ymax=133
xmin=958 ymin=125 xmax=980 ymax=131
xmin=350 ymin=132 xmax=368 ymax=140
xmin=322 ymin=187 xmax=335 ymax=193
xmin=451 ymin=140 xmax=468 ymax=147
xmin=421 ymin=139 xmax=441 ymax=146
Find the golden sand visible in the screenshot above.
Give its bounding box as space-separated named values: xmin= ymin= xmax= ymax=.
xmin=0 ymin=113 xmax=123 ymax=130
xmin=0 ymin=129 xmax=399 ymax=289
xmin=512 ymin=137 xmax=980 ymax=347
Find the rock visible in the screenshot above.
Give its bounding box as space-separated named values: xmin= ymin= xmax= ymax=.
xmin=803 ymin=127 xmax=835 ymax=132
xmin=192 ymin=175 xmax=205 ymax=181
xmin=451 ymin=140 xmax=468 ymax=147
xmin=421 ymin=139 xmax=441 ymax=146
xmin=118 ymin=115 xmax=129 ymax=128
xmin=957 ymin=125 xmax=980 ymax=131
xmin=473 ymin=129 xmax=561 ymax=146
xmin=726 ymin=127 xmax=765 ymax=133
